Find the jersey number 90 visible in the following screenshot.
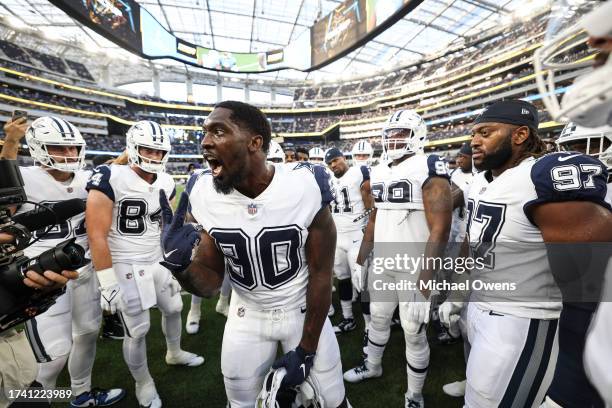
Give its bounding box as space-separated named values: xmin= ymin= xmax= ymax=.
xmin=371 ymin=179 xmax=413 ymax=203
xmin=209 ymin=226 xmax=303 ymax=291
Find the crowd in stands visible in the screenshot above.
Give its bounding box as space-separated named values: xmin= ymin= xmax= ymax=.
xmin=0 ymin=39 xmax=95 ymax=82
xmin=0 ymin=4 xmax=578 ymax=169
xmin=293 ymin=13 xmax=549 ymax=106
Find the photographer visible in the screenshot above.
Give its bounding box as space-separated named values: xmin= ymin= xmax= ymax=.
xmin=0 ymin=116 xmax=125 ymax=407
xmin=1 ymin=267 xmax=77 ymax=408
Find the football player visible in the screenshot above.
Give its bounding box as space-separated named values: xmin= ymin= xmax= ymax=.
xmin=296 ymin=146 xmax=309 ymax=161
xmin=351 ymin=140 xmax=374 ymax=166
xmin=309 ymin=147 xmax=325 ymax=163
xmin=325 ymin=147 xmax=374 ymax=333
xmin=440 ymin=99 xmax=611 ymax=407
xmin=159 ymin=101 xmax=349 ymax=408
xmin=86 ymin=120 xmax=204 ymax=408
xmin=0 ymin=116 xmax=126 ymax=407
xmin=343 ymin=109 xmax=452 ymax=408
xmin=556 ymin=123 xmax=611 ymax=206
xmin=535 ymin=2 xmax=612 ymax=406
xmin=267 ymin=140 xmax=285 ymax=163
xmin=284 ymin=147 xmax=296 ymax=163
xmin=448 ymin=143 xmax=473 ymax=244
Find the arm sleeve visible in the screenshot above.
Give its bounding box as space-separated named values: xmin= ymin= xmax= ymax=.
xmin=86 ymin=165 xmax=115 ymax=202
xmin=523 ymin=153 xmax=611 ymax=223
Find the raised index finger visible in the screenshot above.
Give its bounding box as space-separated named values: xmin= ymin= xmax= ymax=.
xmin=159 ymin=189 xmax=174 ymax=226
xmin=172 ymin=191 xmax=191 ymax=228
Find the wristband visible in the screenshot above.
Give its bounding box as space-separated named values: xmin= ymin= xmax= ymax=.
xmin=96 ymin=267 xmax=117 ymax=289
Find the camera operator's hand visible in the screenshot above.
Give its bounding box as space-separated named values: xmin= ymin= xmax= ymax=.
xmin=3 ymin=117 xmax=27 ymax=142
xmin=22 ymin=269 xmax=79 ymax=292
xmin=0 ymin=232 xmax=15 ymax=244
xmin=1 ymin=117 xmax=28 ymax=160
xmin=97 ymin=268 xmax=122 ymax=314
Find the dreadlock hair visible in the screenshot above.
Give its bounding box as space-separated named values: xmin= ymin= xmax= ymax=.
xmin=515 ymin=126 xmax=548 ymax=165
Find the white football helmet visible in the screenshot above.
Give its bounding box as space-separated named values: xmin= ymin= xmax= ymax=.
xmin=382 ymin=109 xmax=427 ymax=160
xmin=267 ymin=140 xmax=285 ymax=163
xmin=25 ymin=116 xmax=86 ymax=172
xmin=309 ymin=147 xmax=325 ymax=162
xmin=126 ymin=121 xmax=171 ymax=174
xmin=557 ymin=122 xmax=612 ymax=169
xmin=351 ymin=140 xmax=373 ymax=166
xmin=534 ymin=1 xmax=612 ymax=127
xmin=255 ymin=368 xmax=324 ymax=408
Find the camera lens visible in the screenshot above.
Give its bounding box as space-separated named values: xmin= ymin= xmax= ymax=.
xmin=62 ymin=244 xmax=84 ymax=266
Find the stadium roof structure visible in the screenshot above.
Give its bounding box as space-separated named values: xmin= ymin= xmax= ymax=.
xmin=0 ymin=0 xmax=534 ymax=84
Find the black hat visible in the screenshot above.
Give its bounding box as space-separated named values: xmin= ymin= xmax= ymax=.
xmin=325 ymin=147 xmax=343 ymax=163
xmin=459 ymin=142 xmax=472 ymax=156
xmin=474 ymin=100 xmax=539 ymax=130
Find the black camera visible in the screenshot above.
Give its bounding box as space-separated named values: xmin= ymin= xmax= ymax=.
xmin=0 ymin=159 xmax=89 ymax=332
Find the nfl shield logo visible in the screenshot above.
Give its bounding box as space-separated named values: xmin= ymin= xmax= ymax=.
xmin=247 ymin=203 xmax=258 ymax=215
xmin=66 ymin=187 xmax=73 ymax=193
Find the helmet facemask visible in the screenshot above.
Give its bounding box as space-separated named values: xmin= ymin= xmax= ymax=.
xmin=534 ymin=1 xmax=612 ymax=127
xmin=128 ymin=142 xmax=170 ymax=174
xmin=42 ymin=143 xmax=86 ymax=172
xmin=382 ymin=128 xmax=423 ymax=160
xmin=557 ymin=124 xmax=612 ymax=169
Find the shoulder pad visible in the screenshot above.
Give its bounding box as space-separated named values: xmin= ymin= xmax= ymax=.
xmin=86 ymin=165 xmax=114 ymax=201
xmin=427 ymin=155 xmax=451 ymax=180
xmin=524 ymin=152 xmax=611 ymax=220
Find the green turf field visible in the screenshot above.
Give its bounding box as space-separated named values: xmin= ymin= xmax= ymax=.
xmin=55 ymin=182 xmax=466 ymax=407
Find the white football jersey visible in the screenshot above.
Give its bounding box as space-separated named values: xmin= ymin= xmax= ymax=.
xmin=370 ymin=153 xmax=449 ymax=242
xmin=17 ymin=166 xmax=90 ymax=258
xmin=86 ymin=164 xmax=175 ymax=264
xmin=449 ymin=168 xmax=473 ymax=243
xmin=187 ymin=162 xmax=335 ymax=309
xmin=467 ymin=152 xmax=610 ymax=319
xmin=330 ymin=165 xmax=370 ymax=232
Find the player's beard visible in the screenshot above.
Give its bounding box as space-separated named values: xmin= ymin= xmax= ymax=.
xmin=475 ymin=133 xmax=513 ymax=171
xmin=212 ymin=168 xmax=246 ymax=195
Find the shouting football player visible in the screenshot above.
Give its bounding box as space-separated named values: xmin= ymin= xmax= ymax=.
xmin=159 ymin=101 xmax=350 ymax=408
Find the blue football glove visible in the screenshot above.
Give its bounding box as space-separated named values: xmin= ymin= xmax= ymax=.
xmin=271 ymin=346 xmax=316 ymax=388
xmin=159 ymin=190 xmax=202 ymax=274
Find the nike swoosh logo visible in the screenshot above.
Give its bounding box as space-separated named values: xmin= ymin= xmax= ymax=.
xmin=352 ymin=240 xmax=360 ymax=243
xmin=300 ymin=363 xmax=306 ymax=378
xmin=164 ymin=249 xmax=178 ymax=258
xmin=558 ymin=154 xmax=582 ymax=162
